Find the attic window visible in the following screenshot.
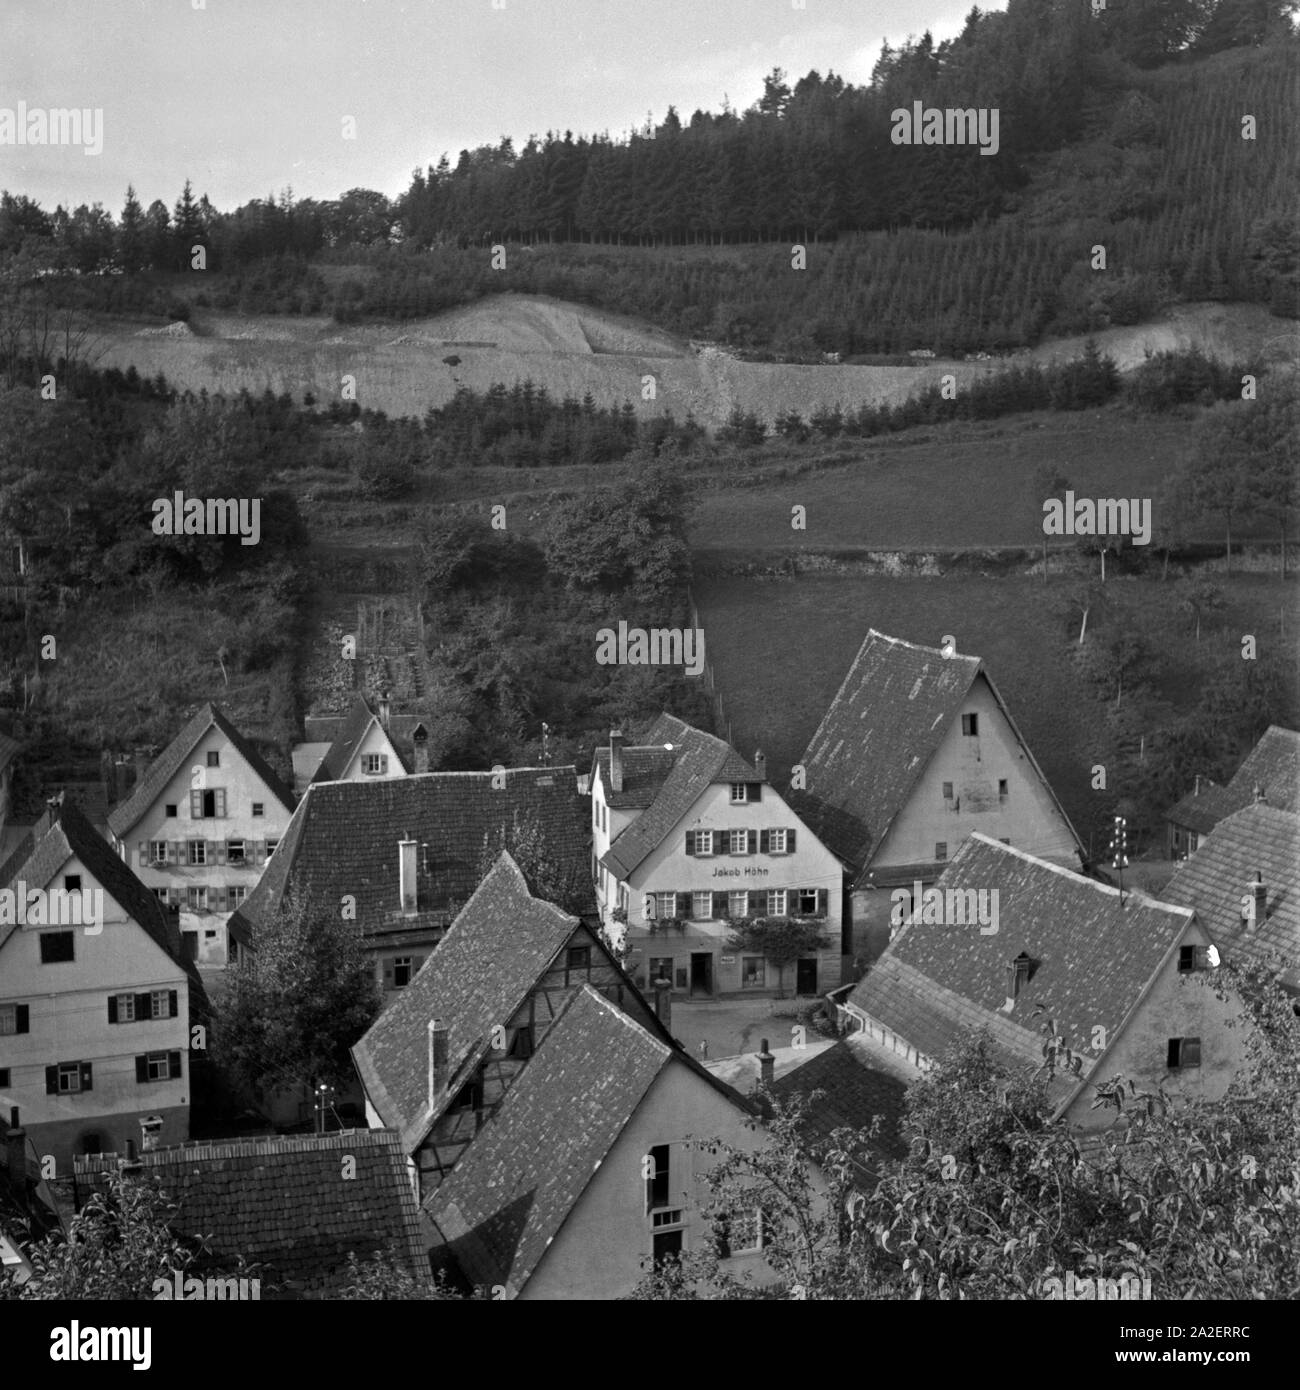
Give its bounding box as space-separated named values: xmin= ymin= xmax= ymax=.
xmin=935 ymin=843 xmax=948 ymax=861
xmin=363 ymin=753 xmax=388 ymax=775
xmin=1167 ymin=1037 xmax=1201 ymax=1070
xmin=251 ymin=803 xmax=264 ymax=817
xmin=998 ymin=779 xmax=1008 ymax=802
xmin=961 ymin=713 xmax=979 ymax=736
xmin=64 ymin=874 xmax=81 ymax=893
xmin=165 ymin=804 xmax=178 ymax=818
xmin=942 ymin=782 xmax=953 ymax=801
xmin=730 ymin=784 xmax=748 ymax=804
xmin=1009 ymin=953 xmax=1033 ymax=997
xmin=1178 ymin=945 xmax=1210 ymax=973
xmin=206 ymin=751 xmax=220 ymax=768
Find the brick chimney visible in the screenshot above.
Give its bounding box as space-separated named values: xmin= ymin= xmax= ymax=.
xmin=399 ymin=838 xmax=418 ymax=914
xmin=119 ymin=1138 xmax=143 ymax=1180
xmin=651 ymin=972 xmax=672 ymax=1032
xmin=609 ymin=731 xmax=625 ymax=794
xmin=757 ymin=1039 xmax=775 ymax=1085
xmin=378 ymin=691 xmax=391 ymax=730
xmin=427 ymin=1018 xmax=449 ymax=1112
xmin=1253 ymin=782 xmax=1266 ymax=804
xmin=753 ymin=749 xmax=766 ymax=782
xmin=1248 ymin=871 xmax=1267 ymax=925
xmin=412 ymin=724 xmax=429 ymax=774
xmin=4 ymin=1106 xmax=26 ymax=1182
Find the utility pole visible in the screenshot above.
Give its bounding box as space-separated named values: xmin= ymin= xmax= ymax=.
xmin=1109 ymin=814 xmax=1129 ymax=908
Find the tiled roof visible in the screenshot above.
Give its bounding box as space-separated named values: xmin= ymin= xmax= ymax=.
xmin=1167 ymin=727 xmax=1300 ymax=832
xmin=426 ymin=985 xmax=673 ymax=1295
xmin=352 ymin=852 xmax=589 ymax=1155
xmin=75 ymin=1129 xmax=430 ymax=1298
xmin=592 ymin=746 xmax=679 ymax=810
xmin=1162 ymin=804 xmax=1300 ymax=988
xmin=600 ymin=714 xmax=759 ymax=880
xmin=227 ymin=764 xmax=591 ymax=949
xmin=768 ymin=1035 xmax=909 ymax=1160
xmin=849 ymin=834 xmax=1195 ymax=1112
xmin=310 ymin=695 xmax=427 ymax=783
xmin=787 ymin=630 xmax=1080 ymax=878
xmin=107 ymin=703 xmax=295 ymax=838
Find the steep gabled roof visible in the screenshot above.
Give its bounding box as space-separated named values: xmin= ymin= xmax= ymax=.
xmin=849 ymin=834 xmax=1194 ymax=1113
xmin=1162 ymin=804 xmax=1300 ymax=989
xmin=352 ymin=853 xmax=589 ymax=1154
xmin=309 ymin=695 xmax=426 ymax=783
xmin=425 ymin=985 xmax=675 ymax=1295
xmin=227 ymin=766 xmax=591 ymax=950
xmin=1167 ymin=727 xmax=1300 ymax=833
xmin=75 ymin=1129 xmax=430 ymax=1298
xmin=107 ymin=703 xmax=295 ymax=838
xmin=591 ymin=746 xmax=679 ymax=811
xmin=1165 ymin=779 xmax=1236 ymax=834
xmin=600 ymin=714 xmax=759 ymax=881
xmin=788 ymin=630 xmax=1080 ymax=878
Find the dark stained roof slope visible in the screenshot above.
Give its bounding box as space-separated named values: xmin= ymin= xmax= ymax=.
xmin=1167 ymin=727 xmax=1300 ymax=832
xmin=768 ymin=1038 xmax=909 ymax=1160
xmin=849 ymin=834 xmax=1194 ymax=1112
xmin=592 ymin=746 xmax=679 ymax=811
xmin=1162 ymin=804 xmax=1300 ymax=989
xmin=787 ymin=630 xmax=1080 ymax=878
xmin=600 ymin=713 xmax=759 ymax=880
xmin=228 ymin=764 xmax=591 ymax=949
xmin=352 ymin=852 xmax=588 ymax=1154
xmin=1166 ymin=780 xmax=1236 ymax=834
xmin=75 ymin=1129 xmax=429 ymax=1298
xmin=310 ymin=694 xmax=427 ymax=783
xmin=426 ymin=985 xmax=673 ymax=1295
xmin=107 ymin=703 xmax=295 ymax=837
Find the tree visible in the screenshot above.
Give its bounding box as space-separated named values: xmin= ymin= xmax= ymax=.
xmin=211 ymin=890 xmax=381 ymax=1102
xmin=726 ymin=915 xmax=829 ymax=998
xmin=334 ymin=1247 xmax=463 ymax=1300
xmin=476 ymin=818 xmax=592 ymax=915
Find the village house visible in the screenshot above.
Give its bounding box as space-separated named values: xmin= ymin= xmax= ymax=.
xmin=788 ymin=629 xmax=1083 ymax=963
xmin=1162 ymin=803 xmax=1300 ymax=1001
xmin=106 ymin=703 xmax=297 ymax=967
xmin=291 ymin=692 xmax=430 ymax=796
xmin=840 ymin=834 xmax=1248 ymax=1133
xmin=1164 ymin=725 xmax=1300 ymax=859
xmin=227 ymin=766 xmax=592 ymax=993
xmin=593 ymin=715 xmax=843 ymax=999
xmin=352 ymin=851 xmax=671 ymax=1202
xmin=0 ymin=797 xmax=202 ymax=1171
xmin=74 ymin=1128 xmax=431 ymax=1298
xmin=427 ymin=983 xmax=773 ymax=1299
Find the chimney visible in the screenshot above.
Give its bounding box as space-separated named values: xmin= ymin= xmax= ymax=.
xmin=5 ymin=1106 xmax=26 ymax=1182
xmin=1249 ymin=871 xmax=1267 ymax=926
xmin=427 ymin=1019 xmax=449 ymax=1112
xmin=398 ymin=837 xmax=418 ymax=914
xmin=413 ymin=724 xmax=429 ymax=774
xmin=753 ymin=749 xmax=766 ymax=782
xmin=378 ymin=691 xmax=391 ymax=730
xmin=609 ymin=730 xmax=625 ymax=794
xmin=652 ymin=972 xmax=672 ymax=1032
xmin=1253 ymin=782 xmax=1266 ymax=804
xmin=757 ymin=1039 xmax=775 ymax=1085
xmin=119 ymin=1138 xmax=143 ymax=1180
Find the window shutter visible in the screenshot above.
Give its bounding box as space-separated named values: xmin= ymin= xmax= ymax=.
xmin=747 ymin=782 xmax=762 ymax=801
xmin=216 ymin=841 xmax=227 ymax=865
xmin=108 ymin=995 xmax=118 ymax=1024
xmin=190 ymin=789 xmax=202 ymax=819
xmin=713 ymin=891 xmax=728 ymax=918
xmin=215 ymin=788 xmax=226 ymax=818
xmin=787 ymin=829 xmax=797 ymax=852
xmin=816 ymin=888 xmax=828 ymax=917
xmin=747 ymin=830 xmax=758 ymax=855
xmin=79 ymin=1061 xmax=93 ymax=1092
xmin=137 ymin=840 xmax=147 ymax=866
xmin=168 ymin=990 xmax=179 ymax=1018
xmin=136 ymin=992 xmax=152 ymax=1019
xmin=206 ymin=840 xmax=218 ymax=866
xmin=383 ymin=962 xmax=394 ymax=989
xmin=253 ymin=841 xmax=265 ymax=865
xmin=46 ymin=1065 xmax=58 ymax=1095
xmin=751 ymin=890 xmax=767 ymax=917
xmin=759 ymin=829 xmax=770 ymax=853
xmin=166 ymin=840 xmax=179 ymax=865
xmin=677 ymin=892 xmax=690 ymax=918
xmin=15 ymin=1004 xmax=28 ymax=1033
xmin=684 ymin=831 xmax=696 ymax=856
xmin=168 ymin=1051 xmax=182 ymax=1079
xmin=135 ymin=1056 xmax=148 ymax=1084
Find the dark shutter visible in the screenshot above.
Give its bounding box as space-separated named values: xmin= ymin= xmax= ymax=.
xmin=816 ymin=888 xmax=829 ymax=917
xmin=759 ymin=829 xmax=770 ymax=853
xmin=677 ymin=892 xmax=691 ymax=918
xmin=168 ymin=1051 xmax=182 ymax=1079
xmin=79 ymin=1061 xmax=93 ymax=1092
xmin=135 ymin=1056 xmax=149 ymax=1083
xmin=383 ymin=961 xmax=394 ymax=990
xmin=136 ymin=992 xmax=152 ymax=1020
xmin=137 ymin=840 xmax=147 ymax=865
xmin=215 ymin=788 xmax=226 ymax=818
xmin=215 ymin=841 xmax=227 ymax=865
xmin=206 ymin=840 xmax=218 ymax=866
xmin=166 ymin=840 xmax=179 ymax=864
xmin=787 ymin=829 xmax=797 ymax=852
xmin=189 ymin=789 xmax=202 ymax=819
xmin=46 ymin=1065 xmax=58 ymax=1094
xmin=747 ymin=830 xmax=758 ymax=855
xmin=15 ymin=1004 xmax=27 ymax=1033
xmin=168 ymin=990 xmax=179 ymax=1018
xmin=713 ymin=891 xmax=728 ymax=918
xmin=747 ymin=783 xmax=762 ymax=801
xmin=108 ymin=995 xmax=119 ymax=1024
xmin=751 ymin=891 xmax=768 ymax=917
xmin=685 ymin=831 xmax=696 ymax=856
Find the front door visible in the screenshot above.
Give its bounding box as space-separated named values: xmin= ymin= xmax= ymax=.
xmin=796 ymin=958 xmax=818 ymax=996
xmin=689 ymin=952 xmax=713 ymax=998
xmin=182 ymin=931 xmax=199 ymax=962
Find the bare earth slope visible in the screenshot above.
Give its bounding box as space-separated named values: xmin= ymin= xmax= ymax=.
xmin=93 ymin=295 xmax=1297 ymax=427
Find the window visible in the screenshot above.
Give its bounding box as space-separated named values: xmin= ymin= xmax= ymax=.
xmin=49 ymin=1061 xmax=91 ymax=1094
xmin=186 ymin=886 xmax=208 ymax=911
xmin=187 ymin=840 xmax=206 ymax=866
xmin=154 ymin=887 xmax=170 ymax=905
xmin=962 ymin=713 xmax=979 ymax=736
xmin=508 ymin=1025 xmax=533 ymax=1060
xmin=728 ymin=829 xmax=749 ymax=855
xmin=393 ymin=957 xmax=414 ymax=988
xmin=768 ymin=828 xmax=788 ymax=854
xmin=1010 ymin=953 xmax=1032 ymax=998
xmin=652 ymin=1229 xmax=683 ymax=1267
xmin=935 ymin=842 xmax=948 ymax=862
xmin=721 ymin=1208 xmax=763 ymax=1255
xmin=730 ymin=784 xmax=748 ymax=804
xmin=797 ymin=889 xmax=818 ymax=915
xmin=694 ymin=830 xmax=714 ymax=856
xmin=112 ymin=992 xmax=137 ymax=1022
xmin=228 ymin=885 xmax=248 ymax=907
xmin=649 ymin=957 xmax=673 ymax=985
xmin=39 ymin=932 xmax=74 ymax=964
xmin=1179 ymin=945 xmax=1210 ymax=972
xmin=226 ymin=839 xmax=246 ymax=865
xmin=266 ymin=839 xmax=279 ymax=857
xmin=137 ymin=1051 xmax=182 ymax=1083
xmin=206 ymin=751 xmax=220 ymax=768
xmin=362 ymin=753 xmax=388 ymax=775
xmin=651 ymin=1208 xmax=684 ymax=1229
xmin=190 ymin=788 xmax=225 ymax=819
xmin=0 ymin=1003 xmax=29 ymax=1036
xmin=251 ymin=803 xmax=264 ymax=817
xmin=0 ymin=1069 xmax=8 ymax=1087
xmin=767 ymin=889 xmax=787 ymax=916
xmin=998 ymin=779 xmax=1008 ymax=803
xmin=449 ymin=1077 xmax=483 ymax=1113
xmin=691 ymin=891 xmax=713 ymax=920
xmin=942 ymin=782 xmax=954 ymax=801
xmin=165 ymin=803 xmax=178 ymax=818
xmin=566 ymin=945 xmax=591 ymax=979
xmin=728 ymin=890 xmax=748 ymax=918
xmin=657 ymin=892 xmax=677 ymax=919
xmin=149 ymin=840 xmax=167 ymax=865
xmin=1167 ymin=1037 xmax=1202 ymax=1069
xmin=150 ymin=989 xmax=172 ymax=1018
xmin=110 ymin=991 xmax=176 ymax=1023
xmin=64 ymin=874 xmax=81 ymax=893
xmin=645 ymin=1143 xmax=670 ymax=1211
xmin=742 ymin=957 xmax=765 ymax=988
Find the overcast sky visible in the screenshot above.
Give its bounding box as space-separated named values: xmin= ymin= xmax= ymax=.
xmin=2 ymin=0 xmax=1002 ymax=213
